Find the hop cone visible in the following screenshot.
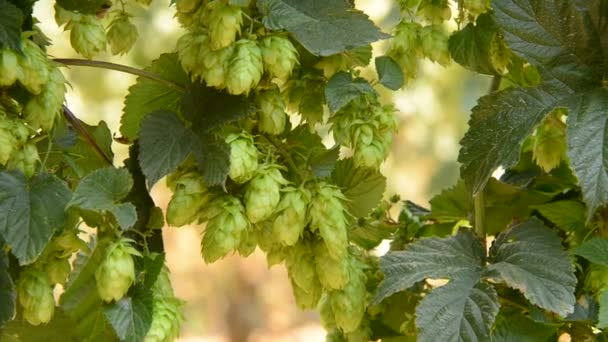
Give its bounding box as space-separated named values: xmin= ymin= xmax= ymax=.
xmin=54 ymin=4 xmax=75 ymax=27
xmin=225 ymin=39 xmax=263 ymax=96
xmin=391 ymin=21 xmax=422 ymax=57
xmin=176 ymin=31 xmax=209 ymax=79
xmin=309 ymin=182 xmax=348 ymax=260
xmin=256 ymin=87 xmax=287 ymax=135
xmin=95 ymin=238 xmax=140 ymax=302
xmin=314 ymin=243 xmax=349 ymax=290
xmin=176 ymin=0 xmax=202 ymax=14
xmin=286 ymin=242 xmax=322 ymax=309
xmin=166 ymin=171 xmax=210 ymax=227
xmin=69 ymin=15 xmax=107 ymax=59
xmin=17 ymin=268 xmax=55 ymax=326
xmin=489 ymin=34 xmax=512 ymax=75
xmin=206 ymin=0 xmax=243 ymax=50
xmin=533 ymin=110 xmax=567 ymax=172
xmin=45 ymin=257 xmax=71 ymax=285
xmin=144 ymin=297 xmax=184 ymax=342
xmin=260 ymin=35 xmax=299 ymax=80
xmin=463 ymin=0 xmax=490 ymax=17
xmin=201 ymin=196 xmax=249 ymax=262
xmin=23 ymin=66 xmax=66 ymax=131
xmin=420 ymin=25 xmax=450 ymax=65
xmin=237 ymin=228 xmax=258 ymax=257
xmin=328 ymin=260 xmax=368 ymax=333
xmin=18 ymin=39 xmax=50 ymax=95
xmin=200 ymin=44 xmax=234 ymax=88
xmin=314 ymin=54 xmax=350 ymax=79
xmin=8 ymin=143 xmax=39 ymax=178
xmin=107 ymin=14 xmax=139 ymax=55
xmin=586 ymin=264 xmax=608 ymax=296
xmin=418 ymin=0 xmax=451 ymax=24
xmin=0 ymin=48 xmax=22 ymax=86
xmin=272 ymin=187 xmax=310 ymax=246
xmin=0 ymin=119 xmax=18 ymax=165
xmin=226 ymin=132 xmax=258 ymax=183
xmin=244 ymin=166 xmax=287 ymax=223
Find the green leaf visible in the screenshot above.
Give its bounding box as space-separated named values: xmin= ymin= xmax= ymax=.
xmin=0 ymin=0 xmax=23 ymax=52
xmin=104 ymin=286 xmax=154 ymax=342
xmin=68 ymin=167 xmax=137 ymax=229
xmin=492 ymin=0 xmax=604 ymax=90
xmin=120 ymin=53 xmax=188 ymax=141
xmin=0 ymin=309 xmax=81 ymax=342
xmin=0 ymin=250 xmax=15 ymax=326
xmin=285 ymin=126 xmax=337 ymax=178
xmin=0 ymin=171 xmax=71 ymax=265
xmin=565 ymin=294 xmax=599 ymax=323
xmin=182 ymin=82 xmax=255 ymax=134
xmin=564 ymin=89 xmax=608 ymax=220
xmin=448 ymin=13 xmax=498 ymax=75
xmin=350 ymin=220 xmax=398 ymax=250
xmin=258 ymin=0 xmax=390 ymax=56
xmin=375 ymin=56 xmax=404 ymax=90
xmin=598 ymin=290 xmax=608 ymax=329
xmin=325 ymin=72 xmax=375 ymax=113
xmin=138 ymin=110 xmax=196 ymax=187
xmin=416 ymin=280 xmax=499 ymax=342
xmin=532 ymin=200 xmax=586 ymax=232
xmin=193 ymin=134 xmax=231 ymax=186
xmin=374 ymin=229 xmax=485 ymax=304
xmin=487 ymin=218 xmax=576 ymax=316
xmin=458 ymin=85 xmax=559 ymax=194
xmin=309 ymin=145 xmax=340 ymax=179
xmin=427 ymin=179 xmax=471 ymax=222
xmin=491 ymin=312 xmax=559 ymax=342
xmin=573 ymin=238 xmax=608 ymax=266
xmin=330 ymin=158 xmax=386 ymax=219
xmin=139 ymin=253 xmax=165 ymax=290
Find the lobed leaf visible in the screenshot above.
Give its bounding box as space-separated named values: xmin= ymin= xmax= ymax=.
xmin=0 ymin=0 xmax=23 ymax=52
xmin=573 ymin=238 xmax=608 ymax=267
xmin=491 ymin=312 xmax=559 ymax=342
xmin=193 ymin=134 xmax=231 ymax=187
xmin=324 ymin=72 xmax=375 ymax=113
xmin=104 ymin=286 xmax=154 ymax=342
xmin=375 ymin=56 xmax=404 ymax=90
xmin=449 ymin=13 xmax=498 ymax=75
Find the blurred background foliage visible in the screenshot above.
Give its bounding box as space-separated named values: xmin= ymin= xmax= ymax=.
xmin=34 ymin=0 xmax=490 ymax=340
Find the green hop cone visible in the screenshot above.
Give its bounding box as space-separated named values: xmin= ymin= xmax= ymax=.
xmin=95 ymin=238 xmax=141 ymax=302
xmin=260 ymin=35 xmax=299 ymax=81
xmin=18 ymin=39 xmax=50 ymax=95
xmin=152 ymin=265 xmax=175 ymax=298
xmin=144 ymin=297 xmax=184 ymax=342
xmin=8 ymin=143 xmax=39 ymax=178
xmin=226 ymin=132 xmax=259 ymax=183
xmin=176 ymin=31 xmax=207 ymax=79
xmin=533 ymin=110 xmax=567 ymax=172
xmin=463 ymin=0 xmax=490 ymax=18
xmin=17 ymin=268 xmax=55 ymax=326
xmin=201 ymin=44 xmax=234 ymax=88
xmin=244 ymin=165 xmax=288 ymax=223
xmin=176 ymin=0 xmax=202 ymax=14
xmin=23 ymin=66 xmax=66 ymax=131
xmin=45 ymin=257 xmax=71 ymax=285
xmin=585 ymin=264 xmax=608 ymax=296
xmin=328 ymin=260 xmax=367 ymax=333
xmin=419 ymin=25 xmax=450 ymax=66
xmin=0 ymin=48 xmax=22 ymax=86
xmin=0 ymin=119 xmax=18 ymax=165
xmin=314 ymin=54 xmax=351 ymax=79
xmin=166 ymin=171 xmax=210 ymax=227
xmin=107 ymin=14 xmax=139 ymax=55
xmin=489 ymin=34 xmax=512 ymax=75
xmin=256 ymin=87 xmax=287 ymax=135
xmin=309 ymin=182 xmax=348 ymax=260
xmin=201 ymin=196 xmax=249 ymax=262
xmin=417 ymin=0 xmax=451 ymax=24
xmin=206 ymin=0 xmax=243 ymax=50
xmin=272 ymin=187 xmax=310 ymax=246
xmin=237 ymin=228 xmax=258 ymax=257
xmin=391 ymin=21 xmax=422 ymax=57
xmin=69 ymin=15 xmax=107 ymax=59
xmin=314 ymin=243 xmax=349 ymax=290
xmin=225 ymin=39 xmax=263 ymax=96
xmin=286 ymin=242 xmax=323 ymax=309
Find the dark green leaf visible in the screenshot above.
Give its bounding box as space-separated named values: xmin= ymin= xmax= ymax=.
xmin=68 ymin=167 xmax=137 ymax=229
xmin=532 ymin=200 xmax=586 ymax=233
xmin=257 ymin=0 xmax=390 ymax=56
xmin=325 ymin=72 xmax=375 ymax=113
xmin=565 ymin=294 xmax=599 ymax=323
xmin=0 ymin=0 xmax=23 ymax=52
xmin=350 ymin=220 xmax=398 ymax=250
xmin=0 ymin=309 xmax=81 ymax=342
xmin=458 ymin=85 xmax=560 ymax=194
xmin=491 ymin=312 xmax=559 ymax=342
xmin=330 ymin=158 xmax=386 ymax=219
xmin=120 ymin=53 xmax=188 ymax=141
xmin=488 ymin=218 xmax=576 ymax=316
xmin=374 ymin=229 xmax=485 ymax=304
xmin=140 ymin=253 xmax=165 ymax=290
xmin=309 ymin=145 xmax=339 ymax=178
xmin=193 ymin=134 xmax=231 ymax=186
xmin=416 ymin=280 xmax=499 ymax=342
xmin=0 ymin=171 xmax=71 ymax=265
xmin=56 ymin=0 xmax=112 ymax=15
xmin=375 ymin=56 xmax=404 ymax=90
xmin=427 ymin=179 xmax=471 ymax=222
xmin=139 ymin=110 xmax=196 ymax=187
xmin=0 ymin=250 xmax=15 ymax=326
xmin=104 ymin=286 xmax=154 ymax=341
xmin=448 ymin=13 xmax=498 ymax=75
xmin=573 ymin=238 xmax=608 ymax=266
xmin=344 ymin=45 xmax=373 ymax=66
xmin=564 ymin=89 xmax=608 ymax=220
xmin=182 ymin=82 xmax=255 ymax=134
xmin=492 ymin=0 xmax=604 ymax=90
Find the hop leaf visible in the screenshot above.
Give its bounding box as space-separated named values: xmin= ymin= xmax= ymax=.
xmin=95 ymin=238 xmax=141 ymax=302
xmin=244 ymin=165 xmax=287 ymax=223
xmin=107 ymin=14 xmax=139 ymax=55
xmin=206 ymin=0 xmax=243 ymax=50
xmin=69 ymin=14 xmax=107 ymax=59
xmin=226 ymin=132 xmax=259 ymax=183
xmin=272 ymin=187 xmax=310 ymax=246
xmin=201 ymin=195 xmax=249 ymax=262
xmin=23 ymin=66 xmax=66 ymax=131
xmin=260 ymin=35 xmax=299 ymax=80
xmin=309 ymin=182 xmax=349 ymax=260
xmin=17 ymin=268 xmax=55 ymax=326
xmin=0 ymin=119 xmax=18 ymax=165
xmin=225 ymin=39 xmax=263 ymax=95
xmin=256 ymin=86 xmax=287 ymax=135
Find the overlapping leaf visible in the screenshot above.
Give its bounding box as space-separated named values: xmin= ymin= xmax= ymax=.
xmin=491 ymin=312 xmax=559 ymax=342
xmin=104 ymin=286 xmax=154 ymax=342
xmin=0 ymin=250 xmax=15 ymax=326
xmin=324 ymin=72 xmax=375 ymax=113
xmin=0 ymin=0 xmax=23 ymax=52
xmin=449 ymin=13 xmax=498 ymax=75
xmin=375 ymin=56 xmax=404 ymax=90
xmin=573 ymin=238 xmax=608 ymax=266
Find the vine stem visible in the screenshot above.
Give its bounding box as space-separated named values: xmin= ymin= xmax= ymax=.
xmin=474 ymin=75 xmax=502 ymax=249
xmin=62 ymin=105 xmax=113 ymax=165
xmin=262 ymin=134 xmax=306 ymax=183
xmin=53 ymin=58 xmax=185 ymax=92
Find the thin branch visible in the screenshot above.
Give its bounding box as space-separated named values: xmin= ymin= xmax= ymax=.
xmin=53 ymin=58 xmax=185 ymax=92
xmin=62 ymin=105 xmax=113 ymax=165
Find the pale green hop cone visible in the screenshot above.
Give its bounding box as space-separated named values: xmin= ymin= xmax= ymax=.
xmin=226 ymin=132 xmax=259 ymax=184
xmin=225 ymin=39 xmax=263 ymax=95
xmin=45 ymin=257 xmax=71 ymax=285
xmin=244 ymin=165 xmax=288 ymax=223
xmin=201 ymin=44 xmax=234 ymax=88
xmin=0 ymin=119 xmax=18 ymax=165
xmin=23 ymin=66 xmax=66 ymax=132
xmin=256 ymin=87 xmax=287 ymax=135
xmin=166 ymin=171 xmax=210 ymax=227
xmin=286 ymin=242 xmax=323 ymax=309
xmin=144 ymin=297 xmax=185 ymax=342
xmin=272 ymin=186 xmax=310 ymax=246
xmin=314 ymin=243 xmax=349 ymax=290
xmin=107 ymin=14 xmax=139 ymax=55
xmin=8 ymin=143 xmax=40 ymax=178
xmin=260 ymin=35 xmax=299 ymax=81
xmin=328 ymin=260 xmax=368 ymax=333
xmin=201 ymin=196 xmax=249 ymax=262
xmin=205 ymin=0 xmax=243 ymax=50
xmin=176 ymin=31 xmax=209 ymax=80
xmin=95 ymin=239 xmax=141 ymax=302
xmin=17 ymin=268 xmax=55 ymax=326
xmin=69 ymin=15 xmax=107 ymax=59
xmin=0 ymin=48 xmax=22 ymax=86
xmin=420 ymin=24 xmax=450 ymax=65
xmin=309 ymin=182 xmax=348 ymax=260
xmin=18 ymin=38 xmax=50 ymax=95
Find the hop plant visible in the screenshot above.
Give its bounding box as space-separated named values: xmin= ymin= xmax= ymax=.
xmin=226 ymin=132 xmax=259 ymax=183
xmin=225 ymin=39 xmax=263 ymax=96
xmin=23 ymin=66 xmax=66 ymax=131
xmin=243 ymin=165 xmax=288 ymax=223
xmin=389 ymin=22 xmax=422 ymax=82
xmin=272 ymin=186 xmax=310 ymax=246
xmin=200 ymin=44 xmax=234 ymax=88
xmin=53 ymin=3 xmax=76 ymax=28
xmin=309 ymin=182 xmax=349 ymax=260
xmin=166 ymin=171 xmax=210 ymax=227
xmin=328 ymin=259 xmax=368 ymax=332
xmin=533 ymin=110 xmax=567 ymax=172
xmin=68 ymin=15 xmax=107 ymax=59
xmin=315 ymin=54 xmax=351 ymax=79
xmin=420 ymin=25 xmax=450 ymax=65
xmin=17 ymin=268 xmax=55 ymax=326
xmin=205 ymin=0 xmax=243 ymax=50
xmin=176 ymin=31 xmax=209 ymax=80
xmin=489 ymin=34 xmax=512 ymax=75
xmin=18 ymin=38 xmax=51 ymax=95
xmin=107 ymin=14 xmax=139 ymax=55
xmin=144 ymin=297 xmax=184 ymax=342
xmin=314 ymin=243 xmax=350 ymax=290
xmin=256 ymin=87 xmax=287 ymax=135
xmin=8 ymin=143 xmax=40 ymax=178
xmin=95 ymin=238 xmax=141 ymax=302
xmin=260 ymin=35 xmax=299 ymax=80
xmin=201 ymin=195 xmax=249 ymax=262
xmin=286 ymin=242 xmax=323 ymax=309
xmin=0 ymin=48 xmax=22 ymax=86
xmin=237 ymin=228 xmax=258 ymax=257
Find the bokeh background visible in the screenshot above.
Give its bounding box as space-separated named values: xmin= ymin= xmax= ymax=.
xmin=34 ymin=0 xmax=491 ymax=340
